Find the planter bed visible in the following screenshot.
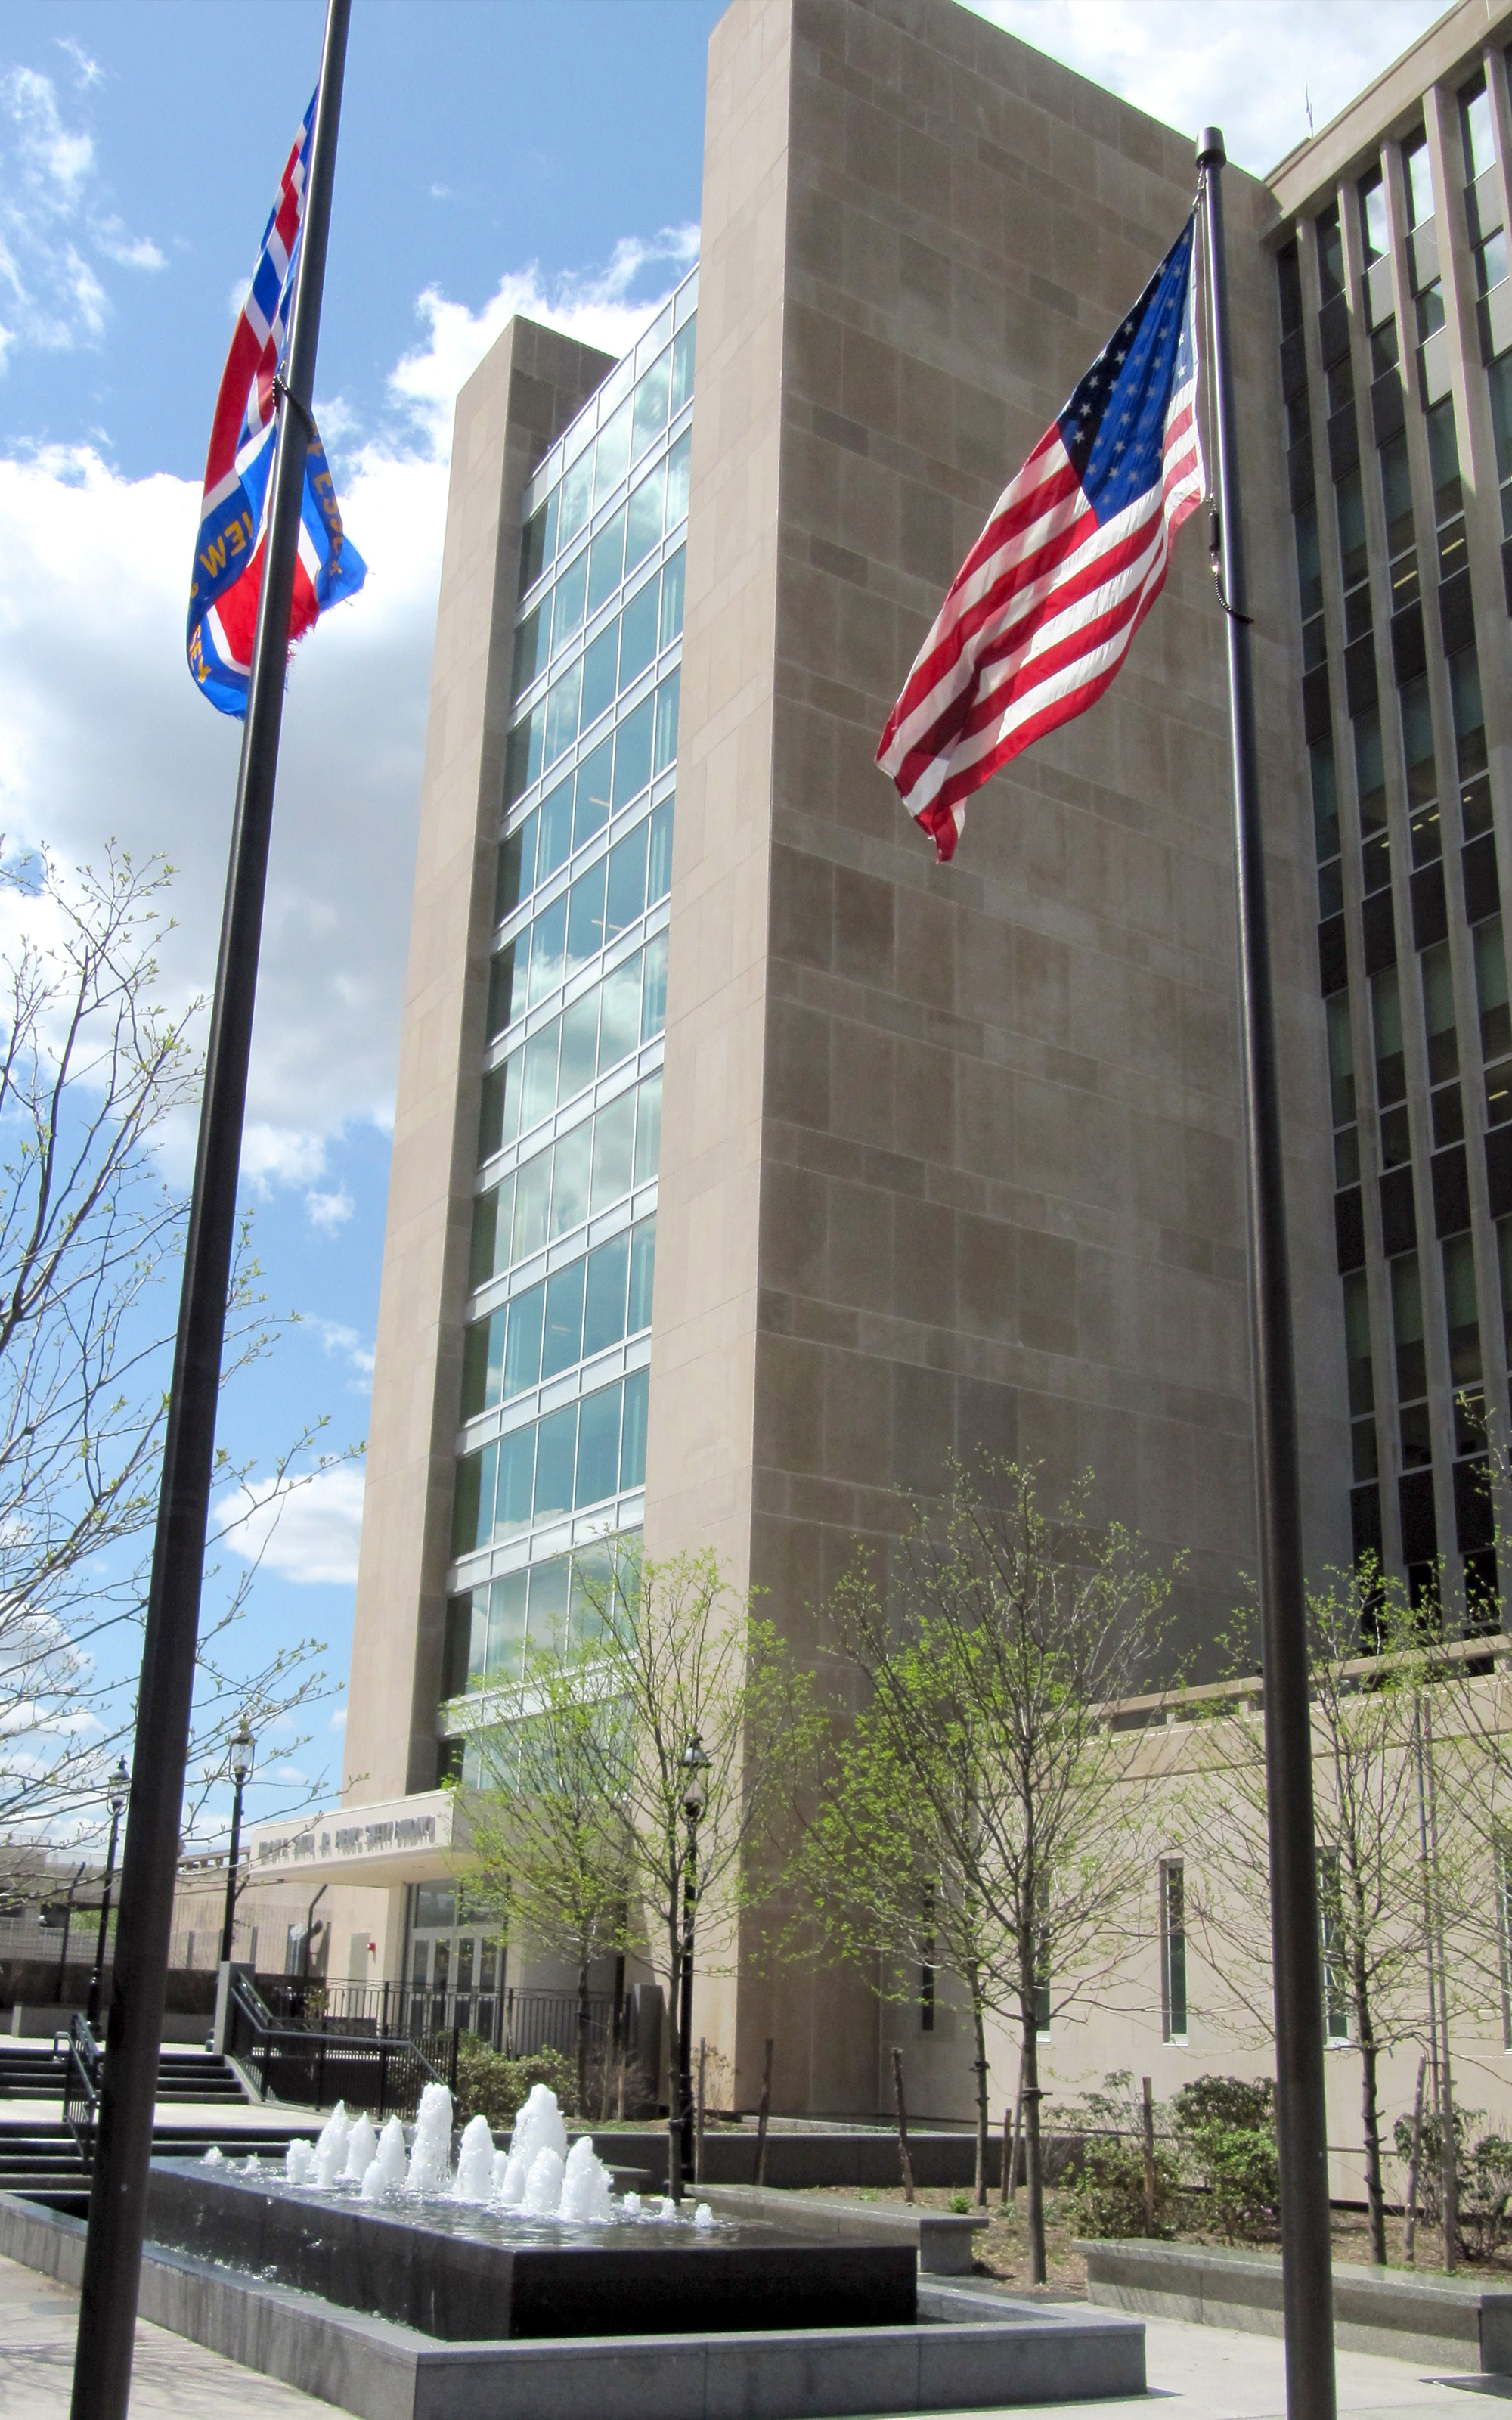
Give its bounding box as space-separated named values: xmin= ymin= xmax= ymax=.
xmin=1080 ymin=2235 xmax=1512 ymax=2372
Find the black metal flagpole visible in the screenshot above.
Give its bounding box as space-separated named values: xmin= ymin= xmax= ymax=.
xmin=70 ymin=6 xmax=352 ymax=2415
xmin=1197 ymin=129 xmax=1337 ymax=2420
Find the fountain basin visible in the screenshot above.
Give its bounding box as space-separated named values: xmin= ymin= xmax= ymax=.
xmin=144 ymin=2158 xmax=918 ymax=2341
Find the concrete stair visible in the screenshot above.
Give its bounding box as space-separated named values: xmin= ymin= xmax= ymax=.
xmin=0 ymin=2043 xmax=243 ymax=2103
xmin=0 ymin=2039 xmax=307 ymax=2214
xmin=0 ymin=2117 xmax=316 ymax=2215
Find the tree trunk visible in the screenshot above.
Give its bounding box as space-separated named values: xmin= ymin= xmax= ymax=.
xmin=576 ymin=1956 xmax=591 ymax=2120
xmin=1346 ymin=1933 xmax=1387 ymax=2265
xmin=970 ymin=1988 xmax=990 ymax=2209
xmin=1021 ymin=2012 xmax=1046 ymax=2284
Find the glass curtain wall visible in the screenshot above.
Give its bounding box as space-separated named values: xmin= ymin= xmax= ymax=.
xmin=438 ymin=267 xmax=697 ymax=1774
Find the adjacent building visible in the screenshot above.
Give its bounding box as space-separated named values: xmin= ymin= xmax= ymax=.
xmin=249 ymin=0 xmax=1512 ymax=2156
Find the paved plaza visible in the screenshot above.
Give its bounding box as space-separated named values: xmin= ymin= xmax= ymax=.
xmin=0 ymin=2250 xmax=1501 ymax=2420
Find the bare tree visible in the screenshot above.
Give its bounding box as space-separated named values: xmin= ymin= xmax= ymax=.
xmin=0 ymin=844 xmax=342 ymax=1845
xmin=795 ymin=1460 xmax=1175 ymax=2276
xmin=1183 ymin=1573 xmax=1465 ymax=2266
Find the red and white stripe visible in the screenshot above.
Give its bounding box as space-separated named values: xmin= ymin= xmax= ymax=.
xmin=878 ymin=370 xmax=1204 ymax=862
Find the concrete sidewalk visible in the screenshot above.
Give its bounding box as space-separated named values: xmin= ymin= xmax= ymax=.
xmin=0 ymin=2248 xmax=1499 ymax=2419
xmin=0 ymin=2097 xmax=322 ymax=2129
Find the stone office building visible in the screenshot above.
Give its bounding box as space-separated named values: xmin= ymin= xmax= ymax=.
xmin=250 ymin=0 xmax=1512 ymax=2136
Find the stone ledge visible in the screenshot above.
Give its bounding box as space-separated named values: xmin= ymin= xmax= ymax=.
xmin=1079 ymin=2235 xmax=1512 ymax=2372
xmin=699 ymin=2183 xmax=990 ymax=2274
xmin=0 ymin=2192 xmax=1144 ymax=2419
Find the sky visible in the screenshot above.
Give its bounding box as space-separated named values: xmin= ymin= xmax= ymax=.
xmin=0 ymin=0 xmax=1449 ymax=1845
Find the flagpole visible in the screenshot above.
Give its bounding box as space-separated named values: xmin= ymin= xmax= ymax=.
xmin=69 ymin=5 xmax=352 ymax=2415
xmin=1197 ymin=129 xmax=1337 ymax=2420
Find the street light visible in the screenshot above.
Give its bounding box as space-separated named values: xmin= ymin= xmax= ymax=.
xmin=677 ymin=1733 xmax=711 ymax=2193
xmin=218 ymin=1717 xmax=256 ymax=1968
xmin=87 ymin=1759 xmax=130 ymax=2034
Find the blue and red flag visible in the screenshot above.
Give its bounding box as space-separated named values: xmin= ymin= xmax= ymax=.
xmin=878 ymin=216 xmax=1205 ymax=861
xmin=187 ymin=98 xmax=366 ymax=716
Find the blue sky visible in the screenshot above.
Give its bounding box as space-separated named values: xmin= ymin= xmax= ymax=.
xmin=0 ymin=0 xmax=1445 ymax=1847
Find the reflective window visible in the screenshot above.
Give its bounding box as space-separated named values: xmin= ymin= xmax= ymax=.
xmin=1359 ymin=170 xmax=1389 ymax=264
xmin=478 ymin=943 xmax=667 ymax=1164
xmin=507 ymin=619 xmax=685 ymax=804
xmin=451 ymin=1367 xmax=652 ymax=1556
xmin=515 ymin=306 xmax=696 ymax=597
xmin=460 ymin=264 xmax=694 ymax=1609
xmin=469 ymin=1069 xmax=664 ymax=1286
xmin=461 ymin=1216 xmax=657 ymax=1420
xmin=442 ymin=1532 xmax=640 ymax=1697
xmin=1403 ymin=133 xmax=1434 ymax=230
xmin=1462 ymin=76 xmax=1497 ymax=181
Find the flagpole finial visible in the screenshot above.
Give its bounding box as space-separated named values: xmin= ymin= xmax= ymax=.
xmin=1197 ymin=126 xmax=1225 ymax=169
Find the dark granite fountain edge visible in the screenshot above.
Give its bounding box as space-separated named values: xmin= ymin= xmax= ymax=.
xmin=0 ymin=2192 xmax=1145 ymax=2420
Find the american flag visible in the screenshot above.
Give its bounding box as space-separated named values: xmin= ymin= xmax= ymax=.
xmin=187 ymin=97 xmax=365 ymax=717
xmin=878 ymin=217 xmax=1205 ymax=862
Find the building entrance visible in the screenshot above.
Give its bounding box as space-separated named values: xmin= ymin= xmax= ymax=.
xmin=407 ymin=1885 xmax=505 ymax=2043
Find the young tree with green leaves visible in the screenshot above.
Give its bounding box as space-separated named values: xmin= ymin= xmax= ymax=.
xmin=457 ymin=1544 xmax=812 ymax=2198
xmin=579 ymin=1546 xmax=815 ymax=2199
xmin=458 ymin=1643 xmax=634 ymax=2111
xmin=795 ymin=1459 xmax=1174 ymax=2279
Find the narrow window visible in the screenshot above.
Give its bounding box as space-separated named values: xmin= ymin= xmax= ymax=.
xmin=1317 ymin=1849 xmax=1350 ymax=2042
xmin=1160 ymin=1860 xmax=1188 ymax=2043
xmin=1316 ymin=206 xmax=1346 ymax=303
xmin=1403 ymin=132 xmax=1434 ymax=231
xmin=1343 ymin=1269 xmax=1377 ymax=1483
xmin=1359 ymin=169 xmax=1389 ymax=265
xmin=1462 ymin=75 xmax=1497 ymax=182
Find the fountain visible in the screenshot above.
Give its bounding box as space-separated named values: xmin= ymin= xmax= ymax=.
xmin=2 ymin=2075 xmax=1141 ymax=2420
xmin=144 ymin=2080 xmax=912 ymax=2342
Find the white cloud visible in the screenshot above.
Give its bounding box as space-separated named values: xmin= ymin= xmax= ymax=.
xmin=313 ymin=1320 xmax=376 ymax=1379
xmin=305 ymin=1185 xmax=355 ymax=1235
xmin=389 ymin=225 xmax=699 ymax=451
xmin=215 ymin=1464 xmax=367 ymax=1588
xmin=968 ymin=0 xmax=1443 ymax=175
xmin=0 ymin=64 xmax=161 ymax=365
xmin=54 ymin=38 xmax=103 ymax=93
xmin=0 ymin=232 xmax=695 ymax=1202
xmin=328 ymin=1705 xmax=347 ymax=1733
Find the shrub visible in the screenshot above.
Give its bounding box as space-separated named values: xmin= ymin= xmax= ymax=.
xmin=1172 ymin=2075 xmax=1279 ymax=2245
xmin=1067 ymin=2136 xmax=1179 ymax=2241
xmin=452 ymin=2039 xmax=579 ymax=2132
xmin=1393 ymin=2107 xmax=1512 ymax=2262
xmin=1172 ymin=2075 xmax=1275 ymax=2137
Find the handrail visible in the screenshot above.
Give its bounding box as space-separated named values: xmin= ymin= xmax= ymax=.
xmin=58 ymin=2010 xmax=101 ymax=2165
xmin=226 ymin=1966 xmax=452 ymax=2116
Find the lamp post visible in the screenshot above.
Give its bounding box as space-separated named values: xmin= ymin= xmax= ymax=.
xmin=218 ymin=1719 xmax=256 ymax=1969
xmin=677 ymin=1733 xmax=710 ymax=2193
xmin=87 ymin=1761 xmax=131 ymax=2034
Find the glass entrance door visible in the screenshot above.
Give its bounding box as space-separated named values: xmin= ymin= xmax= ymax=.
xmin=407 ymin=1886 xmax=505 ymax=2043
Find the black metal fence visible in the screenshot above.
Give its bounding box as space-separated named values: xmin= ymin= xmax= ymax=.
xmin=275 ymin=1980 xmax=617 ymax=2065
xmin=225 ymin=1972 xmax=454 ymax=2118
